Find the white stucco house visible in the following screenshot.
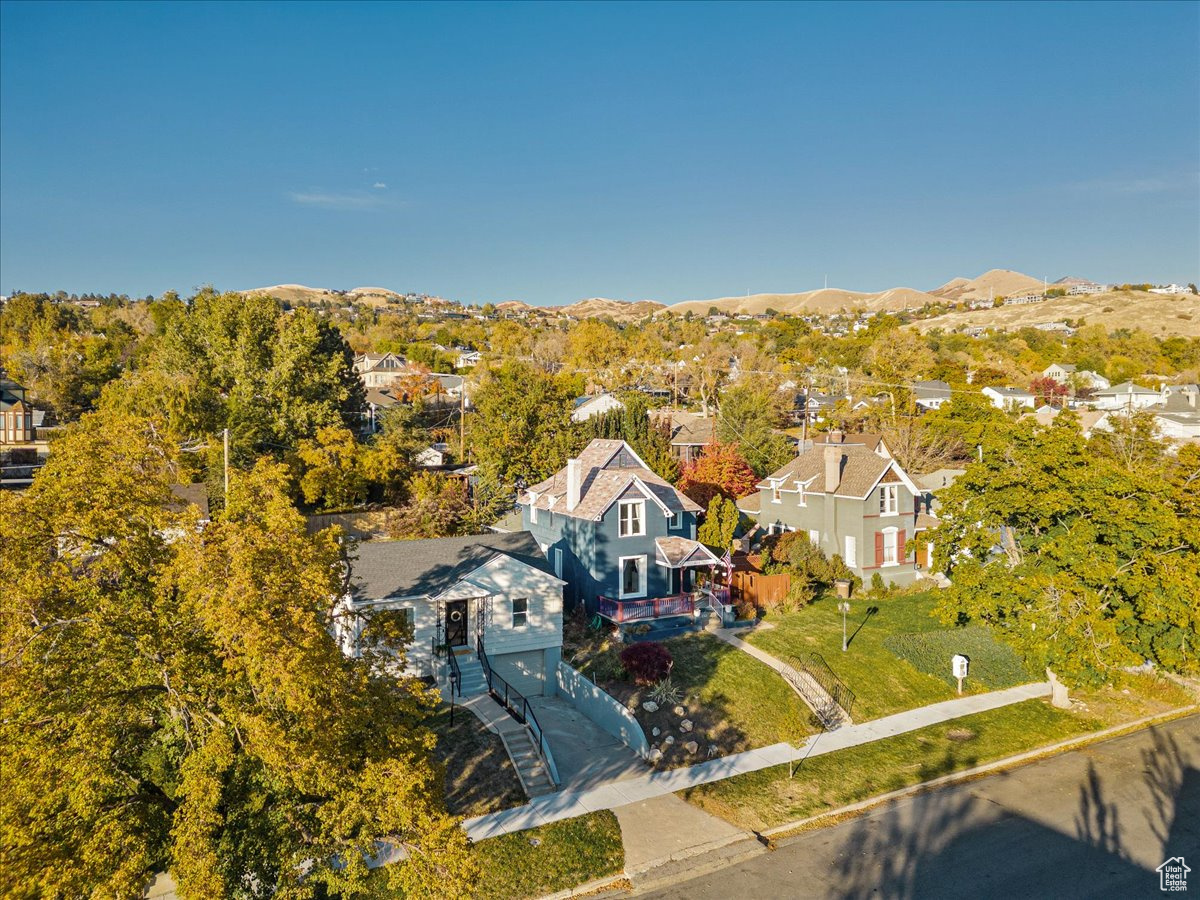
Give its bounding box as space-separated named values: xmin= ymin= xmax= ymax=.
xmin=1091 ymin=381 xmax=1161 ymax=411
xmin=335 ymin=532 xmax=564 ymax=698
xmin=982 ymin=386 xmax=1036 ymax=411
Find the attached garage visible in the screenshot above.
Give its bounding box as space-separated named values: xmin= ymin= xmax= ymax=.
xmin=490 ymin=649 xmax=548 ymax=697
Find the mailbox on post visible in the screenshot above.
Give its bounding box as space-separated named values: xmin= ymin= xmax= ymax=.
xmin=952 ymin=654 xmax=969 ymax=694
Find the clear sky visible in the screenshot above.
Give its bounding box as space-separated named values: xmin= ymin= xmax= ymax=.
xmin=2 ymin=1 xmax=1197 ymax=305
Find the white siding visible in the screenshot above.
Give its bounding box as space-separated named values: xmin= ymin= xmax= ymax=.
xmin=455 ymin=556 xmax=564 ymax=658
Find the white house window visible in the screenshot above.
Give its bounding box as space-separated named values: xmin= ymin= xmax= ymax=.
xmin=669 ymin=510 xmax=682 ymax=529
xmin=619 ymin=555 xmax=647 ymax=598
xmin=809 ymin=529 xmax=820 ymax=546
xmin=511 ymin=598 xmax=528 ymax=628
xmin=882 ymin=528 xmax=899 ymax=566
xmin=845 ymin=535 xmax=857 ymax=568
xmin=619 ymin=500 xmax=645 ymax=537
xmin=771 ymin=481 xmax=781 ymax=503
xmin=879 ymin=484 xmax=898 ymax=516
xmin=796 ymin=484 xmax=806 ymax=506
xmin=553 ymin=548 xmax=563 ymax=579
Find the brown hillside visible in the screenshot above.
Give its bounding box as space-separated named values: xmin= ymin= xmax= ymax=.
xmin=554 ymin=298 xmax=667 ymax=321
xmin=930 ymin=269 xmax=1046 ymax=302
xmin=916 ymin=290 xmax=1199 ymax=338
xmin=666 ymin=286 xmax=944 ymax=316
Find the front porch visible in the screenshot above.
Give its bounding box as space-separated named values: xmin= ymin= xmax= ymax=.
xmin=597 ymin=593 xmax=696 ymax=624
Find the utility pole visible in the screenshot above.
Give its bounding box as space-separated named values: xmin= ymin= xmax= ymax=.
xmin=222 ymin=428 xmax=230 ymax=499
xmin=459 ymin=378 xmax=465 ymax=459
xmin=801 ymin=372 xmax=813 ymax=448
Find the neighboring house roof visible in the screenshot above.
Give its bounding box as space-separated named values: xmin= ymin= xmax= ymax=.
xmin=168 ymin=483 xmax=210 ymax=520
xmin=736 ymin=493 xmax=761 ymax=515
xmin=1045 ymin=363 xmax=1077 ymax=374
xmin=984 ymin=386 xmax=1035 ymax=398
xmin=914 ymin=512 xmax=940 ymax=530
xmin=349 ymin=531 xmax=553 ymax=601
xmin=1024 ymin=407 xmax=1108 ymax=434
xmin=913 ymin=380 xmax=952 ymax=401
xmin=652 ymin=409 xmax=715 ymax=446
xmin=915 ymin=469 xmax=966 ymax=492
xmin=522 ymin=438 xmax=703 ymax=520
xmin=365 ymin=387 xmax=400 ymax=408
xmin=808 ymin=432 xmax=890 ymax=457
xmin=1097 ymin=381 xmax=1157 ymax=396
xmin=759 ymin=443 xmax=918 ymax=499
xmin=488 ymin=508 xmax=525 ymax=533
xmin=570 ymin=392 xmax=625 ymax=422
xmin=654 ymin=537 xmax=723 ymax=568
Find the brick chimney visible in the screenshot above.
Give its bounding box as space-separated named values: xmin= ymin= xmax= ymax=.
xmin=824 ymin=444 xmax=842 ymax=493
xmin=567 ymin=458 xmax=582 ymax=511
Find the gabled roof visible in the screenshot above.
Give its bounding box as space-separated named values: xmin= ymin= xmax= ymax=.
xmin=913 ymin=380 xmax=952 ymax=400
xmin=809 ymin=432 xmax=890 ymax=456
xmin=349 ymin=531 xmax=553 ymax=601
xmin=1046 ymin=363 xmax=1077 ymax=373
xmin=1098 ymin=381 xmax=1158 ymax=395
xmin=759 ymin=444 xmax=918 ymax=499
xmin=651 ymin=409 xmax=715 ymax=446
xmin=522 ymin=439 xmax=702 ymax=521
xmin=984 ymin=386 xmax=1035 ymax=398
xmin=654 ymin=537 xmax=723 ymax=568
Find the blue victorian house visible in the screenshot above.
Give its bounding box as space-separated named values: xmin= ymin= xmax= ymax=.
xmin=519 ymin=439 xmax=720 ymax=629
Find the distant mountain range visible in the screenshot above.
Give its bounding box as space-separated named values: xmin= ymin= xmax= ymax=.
xmin=239 ymin=269 xmax=1081 ymax=319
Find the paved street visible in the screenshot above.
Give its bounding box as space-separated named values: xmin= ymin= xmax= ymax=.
xmin=642 ymin=714 xmax=1199 ymax=900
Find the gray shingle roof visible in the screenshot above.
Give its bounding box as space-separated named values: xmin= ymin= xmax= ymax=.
xmin=760 ymin=444 xmax=898 ymax=499
xmin=349 ymin=531 xmax=552 ymax=601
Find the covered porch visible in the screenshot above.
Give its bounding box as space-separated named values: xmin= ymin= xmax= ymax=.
xmin=598 ymin=538 xmax=726 ymax=626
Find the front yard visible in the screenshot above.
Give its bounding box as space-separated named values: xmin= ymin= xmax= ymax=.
xmin=428 ymin=704 xmax=526 ymax=818
xmin=567 ymin=626 xmax=816 ymax=767
xmin=747 ymin=590 xmax=1038 ymax=720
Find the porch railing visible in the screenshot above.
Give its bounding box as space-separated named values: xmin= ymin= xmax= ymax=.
xmin=476 ymin=635 xmax=559 ymax=788
xmin=597 ymin=593 xmax=695 ymax=623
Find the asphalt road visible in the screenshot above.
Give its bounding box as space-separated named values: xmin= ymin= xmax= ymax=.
xmin=642 ymin=714 xmax=1199 ymax=900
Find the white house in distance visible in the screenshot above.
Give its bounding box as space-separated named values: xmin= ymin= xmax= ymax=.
xmin=982 ymin=386 xmax=1036 ymax=411
xmin=1091 ymin=381 xmax=1161 ymax=411
xmin=335 ymin=532 xmax=564 ymax=698
xmin=1041 ymin=363 xmax=1110 ymax=391
xmin=570 ymin=392 xmax=625 ymax=423
xmin=353 ymin=352 xmax=414 ymax=389
xmin=913 ymin=380 xmax=952 ymax=411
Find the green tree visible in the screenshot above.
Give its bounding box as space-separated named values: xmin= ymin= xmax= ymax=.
xmin=697 ymin=495 xmax=739 ymax=550
xmin=715 ymin=381 xmax=794 ymax=477
xmin=583 ymin=392 xmax=679 ymax=482
xmin=0 ymin=411 xmax=474 ymax=898
xmin=295 ymin=425 xmax=369 ymax=510
xmin=929 ymin=415 xmax=1200 ymax=685
xmin=385 ymin=472 xmax=473 ymax=539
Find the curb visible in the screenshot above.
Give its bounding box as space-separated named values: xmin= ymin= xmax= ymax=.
xmin=624 ymin=829 xmax=757 ymax=878
xmin=762 ymin=703 xmax=1199 ymax=842
xmin=538 ymin=873 xmax=631 ymax=900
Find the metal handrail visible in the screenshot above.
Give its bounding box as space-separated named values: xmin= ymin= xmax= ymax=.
xmin=446 ymin=646 xmax=462 ymax=697
xmin=787 ymin=651 xmax=856 ymax=720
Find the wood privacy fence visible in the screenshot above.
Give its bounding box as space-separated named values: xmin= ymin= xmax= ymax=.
xmin=305 ymin=508 xmax=394 ymax=539
xmin=730 ymin=569 xmax=791 ymax=609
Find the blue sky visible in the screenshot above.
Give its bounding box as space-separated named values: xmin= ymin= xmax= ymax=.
xmin=2 ymin=1 xmax=1197 ymax=305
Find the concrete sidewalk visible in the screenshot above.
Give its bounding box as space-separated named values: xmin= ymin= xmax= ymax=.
xmin=463 ymin=681 xmax=1051 ymax=841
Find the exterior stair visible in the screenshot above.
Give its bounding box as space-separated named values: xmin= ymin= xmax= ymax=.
xmin=452 ymin=651 xmax=488 ymax=697
xmin=462 ymin=693 xmax=558 ymax=798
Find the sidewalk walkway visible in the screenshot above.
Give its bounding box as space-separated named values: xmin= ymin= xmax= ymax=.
xmin=463 ymin=681 xmax=1050 ymax=841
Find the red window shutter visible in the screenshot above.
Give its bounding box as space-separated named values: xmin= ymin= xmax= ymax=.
xmin=874 ymin=532 xmax=884 ymax=567
xmin=898 ymin=530 xmax=907 ymax=561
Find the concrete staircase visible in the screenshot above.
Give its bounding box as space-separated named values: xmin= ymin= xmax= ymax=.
xmin=462 ymin=693 xmax=557 ymax=798
xmin=451 ymin=651 xmax=488 ymax=697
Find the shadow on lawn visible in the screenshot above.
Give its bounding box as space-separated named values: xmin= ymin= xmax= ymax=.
xmin=845 ymin=605 xmax=880 ymax=649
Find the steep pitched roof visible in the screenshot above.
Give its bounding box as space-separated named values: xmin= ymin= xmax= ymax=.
xmin=809 ymin=432 xmax=889 ymax=455
xmin=521 ymin=439 xmax=702 ymax=520
xmin=349 ymin=531 xmax=553 ymax=601
xmin=651 ymin=409 xmax=715 ymax=446
xmin=759 ymin=444 xmax=917 ymax=499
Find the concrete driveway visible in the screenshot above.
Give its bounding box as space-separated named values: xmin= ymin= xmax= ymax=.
xmin=527 ymin=695 xmax=648 ymax=792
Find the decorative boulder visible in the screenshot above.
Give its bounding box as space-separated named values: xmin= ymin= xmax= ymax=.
xmin=673 ymin=705 xmax=686 ymax=717
xmin=684 ymin=741 xmax=699 ymax=754
xmin=651 ymin=727 xmax=661 ymax=737
xmin=679 ymin=719 xmax=693 ymax=733
xmin=664 ymin=735 xmax=675 ymax=745
xmin=642 ymin=701 xmax=659 ymax=713
xmin=648 ymin=747 xmax=663 ymax=763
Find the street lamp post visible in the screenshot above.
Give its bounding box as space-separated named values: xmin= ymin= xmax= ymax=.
xmin=838 ymin=602 xmax=850 ymax=652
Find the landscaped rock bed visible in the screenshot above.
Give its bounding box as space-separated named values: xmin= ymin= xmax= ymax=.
xmin=599 ymin=680 xmax=748 ymax=769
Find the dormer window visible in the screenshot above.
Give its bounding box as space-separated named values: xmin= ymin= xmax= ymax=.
xmin=771 ymin=482 xmax=781 ymax=504
xmin=669 ymin=510 xmax=682 ymax=529
xmin=796 ymin=482 xmax=806 ymax=506
xmin=619 ymin=499 xmax=645 ymax=537
xmin=879 ymin=484 xmax=898 ymax=516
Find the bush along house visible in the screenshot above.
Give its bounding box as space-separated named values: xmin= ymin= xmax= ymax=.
xmin=747 ymin=434 xmax=934 ymax=586
xmin=335 ymin=532 xmax=564 ymax=699
xmin=519 ymin=439 xmax=721 ymax=636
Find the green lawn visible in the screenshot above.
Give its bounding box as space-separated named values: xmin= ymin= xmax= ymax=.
xmin=574 ymin=632 xmax=816 ymax=766
xmin=365 ymin=811 xmax=624 ymax=900
xmin=679 ymin=699 xmax=1102 ymax=832
xmin=748 ymin=592 xmax=1034 ymax=720
xmin=428 ymin=705 xmax=525 ymax=817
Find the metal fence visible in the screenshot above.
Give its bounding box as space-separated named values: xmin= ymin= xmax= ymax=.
xmin=795 ymin=651 xmax=856 ymax=720
xmin=477 ymin=636 xmax=559 ymax=786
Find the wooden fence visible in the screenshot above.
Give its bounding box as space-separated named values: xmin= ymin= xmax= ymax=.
xmin=730 ymin=569 xmax=791 ymax=609
xmin=305 ymin=508 xmax=393 ymax=539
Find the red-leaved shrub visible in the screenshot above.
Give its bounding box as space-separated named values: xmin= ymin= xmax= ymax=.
xmin=619 ymin=641 xmax=674 ymax=685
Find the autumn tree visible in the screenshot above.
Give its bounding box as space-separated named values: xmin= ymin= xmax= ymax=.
xmin=715 ymin=381 xmax=794 ymax=477
xmin=1030 ymin=375 xmax=1069 ymax=408
xmin=676 ymin=442 xmax=758 ymax=508
xmin=864 ymin=327 xmax=930 ymax=418
xmin=385 ymin=472 xmax=474 ymax=539
xmin=0 ymin=411 xmax=474 ymax=898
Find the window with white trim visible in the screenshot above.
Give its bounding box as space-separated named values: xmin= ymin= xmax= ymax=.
xmin=511 ymin=597 xmax=528 ymax=628
xmin=619 ymin=555 xmax=647 ymax=598
xmin=879 ymin=484 xmax=898 ymax=516
xmin=808 ymin=529 xmax=820 ymax=546
xmin=619 ymin=499 xmax=645 ymax=537
xmin=844 ymin=535 xmax=857 ymax=568
xmin=797 ymin=483 xmax=806 ymax=506
xmin=771 ymin=481 xmax=781 ymax=503
xmin=669 ymin=510 xmax=682 ymax=529
xmin=882 ymin=528 xmax=898 ymax=566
